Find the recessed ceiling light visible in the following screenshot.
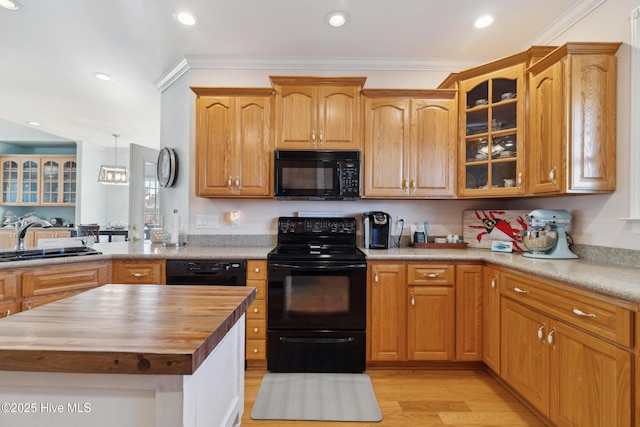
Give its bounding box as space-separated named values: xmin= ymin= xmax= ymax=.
xmin=325 ymin=11 xmax=349 ymax=28
xmin=26 ymin=121 xmax=41 ymax=126
xmin=473 ymin=14 xmax=495 ymax=29
xmin=175 ymin=11 xmax=197 ymax=26
xmin=0 ymin=0 xmax=19 ymax=11
xmin=93 ymin=72 xmax=113 ymax=82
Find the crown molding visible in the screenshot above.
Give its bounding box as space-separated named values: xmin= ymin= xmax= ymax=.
xmin=153 ymin=56 xmax=484 ymax=92
xmin=524 ymin=0 xmax=607 ymax=47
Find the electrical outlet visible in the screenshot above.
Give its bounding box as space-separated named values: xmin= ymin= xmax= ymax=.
xmin=397 ymin=216 xmax=406 ymax=229
xmin=195 ymin=215 xmax=219 ymax=229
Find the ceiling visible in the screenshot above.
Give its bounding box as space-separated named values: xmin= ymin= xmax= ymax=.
xmin=0 ymin=0 xmax=602 ymax=149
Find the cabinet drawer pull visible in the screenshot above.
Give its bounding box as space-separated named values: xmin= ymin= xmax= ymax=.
xmin=423 ymin=273 xmax=439 ymax=278
xmin=253 ymin=327 xmax=259 ymax=333
xmin=254 ymin=267 xmax=260 ymax=273
xmin=253 ymin=308 xmax=259 ymax=313
xmin=253 ymin=348 xmax=259 ymax=353
xmin=131 ymin=272 xmax=148 ymax=277
xmin=572 ymin=308 xmax=596 ymax=318
xmin=4 ymin=309 xmax=10 ymax=317
xmin=513 ymin=287 xmax=529 ymax=294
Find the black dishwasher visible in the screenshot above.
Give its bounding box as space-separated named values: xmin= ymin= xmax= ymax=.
xmin=165 ymin=259 xmax=246 ymax=286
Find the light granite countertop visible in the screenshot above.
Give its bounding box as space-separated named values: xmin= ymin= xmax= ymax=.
xmin=1 ymin=241 xmax=639 ymax=305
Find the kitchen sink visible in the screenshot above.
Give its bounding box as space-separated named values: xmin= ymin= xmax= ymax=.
xmin=0 ymin=247 xmax=102 ymax=262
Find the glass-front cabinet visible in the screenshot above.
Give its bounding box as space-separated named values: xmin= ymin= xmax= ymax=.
xmin=459 ymin=64 xmax=525 ymax=197
xmin=0 ymin=155 xmax=76 ymax=206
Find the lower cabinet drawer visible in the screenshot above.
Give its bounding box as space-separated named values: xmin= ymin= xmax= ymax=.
xmin=247 ymin=300 xmax=266 ymax=319
xmin=247 ymin=319 xmax=266 ymax=339
xmin=246 ymin=339 xmax=266 ymax=360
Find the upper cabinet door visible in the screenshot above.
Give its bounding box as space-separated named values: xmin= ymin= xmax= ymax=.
xmin=275 ymin=85 xmax=316 ymax=149
xmin=458 ymin=64 xmax=526 ymax=198
xmin=317 ymin=86 xmax=360 ymax=149
xmin=567 ymin=52 xmax=617 ymax=192
xmin=529 ymin=61 xmax=564 ymax=194
xmin=363 ymin=97 xmax=411 ymax=198
xmin=271 ymin=76 xmax=365 ymax=150
xmin=234 ymin=96 xmax=272 ymax=197
xmin=410 ymin=98 xmax=457 ymax=197
xmin=195 ymin=96 xmax=235 ymax=196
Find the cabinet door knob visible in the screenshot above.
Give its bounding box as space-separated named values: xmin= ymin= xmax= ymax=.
xmin=253 ymin=348 xmax=259 ymax=353
xmin=319 ymin=131 xmax=324 ymax=144
xmin=254 ymin=268 xmax=260 ymax=273
xmin=253 ymin=327 xmax=259 ymax=333
xmin=311 ymin=131 xmax=316 ymax=144
xmin=517 ymin=172 xmax=523 ymax=189
xmin=253 ymin=308 xmax=259 ymax=313
xmin=374 ymin=271 xmax=379 ymax=284
xmin=549 ymin=167 xmax=557 ymax=184
xmin=4 ymin=309 xmax=10 ymax=317
xmin=491 ymin=277 xmax=497 ymax=289
xmin=228 ymin=176 xmax=233 ymax=187
xmin=572 ymin=308 xmax=596 ymax=318
xmin=410 ymin=293 xmax=415 ymax=308
xmin=235 ymin=176 xmax=240 ymax=190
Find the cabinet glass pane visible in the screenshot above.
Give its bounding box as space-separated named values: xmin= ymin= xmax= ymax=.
xmin=466 ymin=164 xmax=489 ymax=190
xmin=492 ymin=161 xmax=517 ymax=188
xmin=492 ymin=103 xmax=517 ymax=131
xmin=21 ymin=160 xmax=38 ymax=203
xmin=492 ymin=78 xmax=517 ymax=104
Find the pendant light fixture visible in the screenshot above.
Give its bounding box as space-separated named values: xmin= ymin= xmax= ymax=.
xmin=98 ymin=134 xmax=129 ymax=185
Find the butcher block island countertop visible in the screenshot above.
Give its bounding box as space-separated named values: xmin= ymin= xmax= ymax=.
xmin=0 ymin=284 xmax=256 ymax=427
xmin=0 ymin=284 xmax=256 ymax=374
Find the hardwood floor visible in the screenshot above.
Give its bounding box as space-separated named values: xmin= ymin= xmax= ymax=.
xmin=241 ymin=369 xmax=547 ymax=426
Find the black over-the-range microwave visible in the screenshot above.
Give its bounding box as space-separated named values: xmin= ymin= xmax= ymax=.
xmin=273 ymin=150 xmax=361 ymax=200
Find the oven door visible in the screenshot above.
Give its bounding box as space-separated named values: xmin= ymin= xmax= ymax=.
xmin=267 ymin=260 xmax=366 ymax=331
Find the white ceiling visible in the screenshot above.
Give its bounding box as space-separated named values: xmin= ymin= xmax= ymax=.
xmin=0 ymin=0 xmax=603 ymax=149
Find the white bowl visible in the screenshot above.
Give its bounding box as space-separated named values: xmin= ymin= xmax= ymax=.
xmin=475 ymin=99 xmax=488 ymax=106
xmin=433 ymin=237 xmax=447 ymax=244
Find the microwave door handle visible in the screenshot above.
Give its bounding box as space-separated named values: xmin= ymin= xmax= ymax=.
xmin=268 ymin=262 xmax=367 ymax=270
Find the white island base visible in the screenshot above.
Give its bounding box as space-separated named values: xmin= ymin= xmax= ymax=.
xmin=0 ymin=317 xmax=246 ymax=427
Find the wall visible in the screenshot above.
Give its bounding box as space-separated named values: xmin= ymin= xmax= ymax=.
xmin=160 ymin=1 xmax=640 ymax=251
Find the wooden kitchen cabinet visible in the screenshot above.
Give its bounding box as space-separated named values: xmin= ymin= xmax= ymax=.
xmin=21 ymin=261 xmax=109 ymax=310
xmin=362 ymin=90 xmax=457 ymax=198
xmin=482 ymin=265 xmax=501 ymax=373
xmin=270 ymin=76 xmax=365 ymax=150
xmin=1 ymin=156 xmax=39 ymax=205
xmin=458 ymin=64 xmax=526 ymax=197
xmin=192 ymin=88 xmax=274 ymax=198
xmin=246 ymin=260 xmax=267 ymax=366
xmin=28 ymin=228 xmax=72 ymax=247
xmin=0 ymin=229 xmax=16 ymax=250
xmin=111 ymin=259 xmax=165 ymax=284
xmin=41 ymin=156 xmax=77 ymax=204
xmin=500 ymin=270 xmax=633 ymax=426
xmin=368 ymin=261 xmax=406 ymax=361
xmin=0 ymin=155 xmax=77 ymax=206
xmin=455 ymin=264 xmax=483 ymax=361
xmin=407 ymin=264 xmax=455 ymax=360
xmin=0 ymin=269 xmax=19 ymax=318
xmin=528 ymin=42 xmax=620 ymax=194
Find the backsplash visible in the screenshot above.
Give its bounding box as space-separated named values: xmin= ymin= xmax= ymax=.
xmin=187 ymin=234 xmax=639 ymax=269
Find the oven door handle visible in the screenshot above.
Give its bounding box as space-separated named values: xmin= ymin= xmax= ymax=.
xmin=279 ymin=337 xmax=355 ymax=344
xmin=269 ymin=262 xmax=367 ymax=270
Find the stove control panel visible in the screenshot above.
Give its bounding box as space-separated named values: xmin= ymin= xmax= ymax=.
xmin=278 ymin=217 xmax=356 ymax=235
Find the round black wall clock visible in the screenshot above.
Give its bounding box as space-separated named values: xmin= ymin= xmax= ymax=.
xmin=157 ymin=147 xmax=178 ymax=188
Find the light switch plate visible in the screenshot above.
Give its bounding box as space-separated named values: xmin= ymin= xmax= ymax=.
xmin=195 ymin=215 xmax=219 ymax=229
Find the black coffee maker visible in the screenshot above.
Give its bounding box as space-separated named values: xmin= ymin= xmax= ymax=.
xmin=363 ymin=212 xmax=391 ymax=249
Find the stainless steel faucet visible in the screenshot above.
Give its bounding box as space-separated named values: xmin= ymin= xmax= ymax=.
xmin=14 ymin=214 xmax=52 ymax=250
